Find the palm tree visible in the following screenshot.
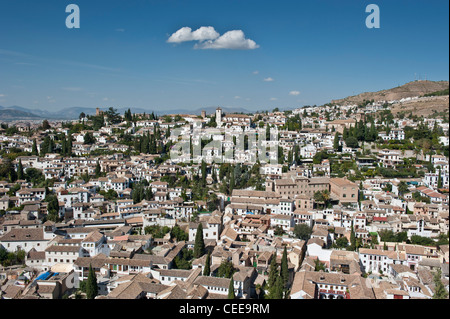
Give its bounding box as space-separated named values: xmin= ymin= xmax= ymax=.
xmin=255 ymin=284 xmax=262 ymax=299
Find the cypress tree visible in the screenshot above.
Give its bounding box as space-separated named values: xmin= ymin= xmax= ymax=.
xmin=294 ymin=144 xmax=300 ymax=164
xmin=67 ymin=134 xmax=73 ymax=156
xmin=437 ymin=167 xmax=443 ymax=188
xmin=280 ymin=246 xmax=289 ymax=289
xmin=343 ymin=126 xmax=349 ymax=140
xmin=32 ymin=139 xmax=38 ymax=156
xmin=17 ymin=159 xmax=24 ymax=180
xmin=267 ymin=254 xmax=278 ymax=290
xmin=48 ymin=138 xmax=54 ymax=154
xmin=273 ymin=276 xmax=284 ymax=299
xmin=287 ymin=150 xmax=293 ymax=164
xmin=201 ymin=160 xmax=207 ymax=187
xmin=203 ymin=251 xmax=211 ymax=276
xmin=40 ymin=136 xmax=49 ymax=156
xmin=86 ymin=264 xmax=98 ymax=299
xmin=227 ymin=277 xmax=235 ymax=299
xmin=193 ymin=223 xmax=205 ymax=258
xmin=211 ymin=166 xmax=217 ymax=183
xmin=95 ymin=161 xmax=101 ymax=178
xmin=349 ymin=222 xmax=356 ymax=251
xmin=333 ymin=133 xmax=340 ymax=151
xmin=61 ymin=137 xmax=67 ymax=156
xmin=229 ymin=167 xmax=235 ymax=195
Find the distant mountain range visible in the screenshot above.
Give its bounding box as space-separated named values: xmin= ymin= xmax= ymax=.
xmin=0 ymin=105 xmax=254 ymax=121
xmin=0 ymin=107 xmax=43 ymax=120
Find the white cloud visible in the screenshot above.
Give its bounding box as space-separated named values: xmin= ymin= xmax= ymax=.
xmin=196 ymin=30 xmax=259 ymax=50
xmin=289 ymin=90 xmax=300 ymax=96
xmin=270 ymin=97 xmax=278 ymax=101
xmin=252 ymin=71 xmax=259 ymax=75
xmin=234 ymin=96 xmax=241 ymax=99
xmin=167 ymin=26 xmax=219 ymax=43
xmin=0 ymin=94 xmax=5 ymax=97
xmin=167 ymin=27 xmax=194 ymax=43
xmin=168 ymin=27 xmax=259 ymax=50
xmin=264 ymin=77 xmax=274 ymax=82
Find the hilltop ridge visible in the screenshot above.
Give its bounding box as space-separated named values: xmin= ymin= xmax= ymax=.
xmin=331 ymin=80 xmax=449 ymax=105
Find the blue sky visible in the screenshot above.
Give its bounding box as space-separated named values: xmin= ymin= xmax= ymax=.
xmin=0 ymin=0 xmax=448 ymax=113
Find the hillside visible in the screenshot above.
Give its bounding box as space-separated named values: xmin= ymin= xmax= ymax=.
xmin=0 ymin=108 xmax=41 ymax=120
xmin=331 ymin=80 xmax=449 ymax=105
xmin=390 ymin=95 xmax=449 ymax=117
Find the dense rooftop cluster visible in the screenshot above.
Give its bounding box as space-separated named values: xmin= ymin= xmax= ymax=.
xmin=0 ymin=98 xmax=448 ymax=299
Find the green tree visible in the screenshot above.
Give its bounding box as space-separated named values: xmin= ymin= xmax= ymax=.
xmin=345 ymin=136 xmax=359 ymax=149
xmin=280 ymin=246 xmax=289 ymax=290
xmin=170 ymin=225 xmax=188 ymax=242
xmin=293 ymin=223 xmax=313 ymax=240
xmin=334 ymin=236 xmax=349 ymax=249
xmin=314 ymin=259 xmax=326 ymax=272
xmin=313 ymin=190 xmax=331 ymax=208
xmin=17 ymin=159 xmax=24 ymax=180
xmin=269 ymin=276 xmax=284 ymax=299
xmin=32 ymin=139 xmax=38 ymax=156
xmin=0 ymin=159 xmax=17 ymax=182
xmin=349 ymin=223 xmax=356 ymax=251
xmin=84 ymin=132 xmax=96 ymax=144
xmin=45 ymin=194 xmax=60 ymax=222
xmin=173 ymin=248 xmax=193 ymax=269
xmin=437 ymin=167 xmax=443 ymax=188
xmin=94 ymin=161 xmax=102 ymax=178
xmin=432 ymin=268 xmax=449 ymax=299
xmin=42 ymin=119 xmax=51 ymax=130
xmin=203 ymin=251 xmax=211 ymax=276
xmin=105 ymin=107 xmax=122 ymax=124
xmin=86 ymin=264 xmax=98 ymax=299
xmin=227 ymin=277 xmax=236 ymax=299
xmin=267 ymin=254 xmax=278 ymax=290
xmin=193 ymin=223 xmax=205 ymax=258
xmin=217 ymin=261 xmax=235 ymax=278
xmin=255 ymin=283 xmax=264 ymax=299
xmin=397 ymin=181 xmax=409 ymax=196
xmin=333 ymin=133 xmax=341 ymax=151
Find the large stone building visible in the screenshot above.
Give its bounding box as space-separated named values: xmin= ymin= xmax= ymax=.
xmin=266 ymin=176 xmax=330 ymax=199
xmin=329 ymin=178 xmax=358 ymax=204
